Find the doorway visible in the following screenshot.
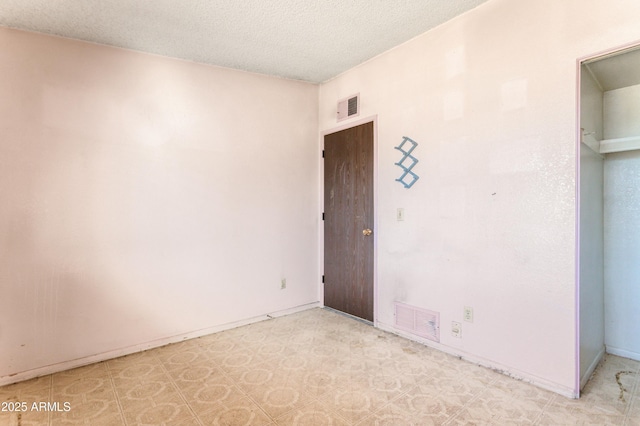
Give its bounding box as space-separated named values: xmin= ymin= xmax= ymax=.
xmin=323 ymin=121 xmax=375 ymax=322
xmin=578 ymin=42 xmax=640 ymax=391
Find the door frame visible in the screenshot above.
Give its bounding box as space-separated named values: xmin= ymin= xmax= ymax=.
xmin=319 ymin=115 xmax=378 ymax=325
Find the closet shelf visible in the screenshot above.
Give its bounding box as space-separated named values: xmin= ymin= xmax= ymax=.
xmin=581 ymin=131 xmax=640 ymax=155
xmin=582 ymin=133 xmax=600 ymax=155
xmin=599 ymin=135 xmax=640 ymax=154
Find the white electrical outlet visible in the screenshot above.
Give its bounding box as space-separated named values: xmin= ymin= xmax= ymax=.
xmin=281 ymin=279 xmax=286 ymax=289
xmin=451 ymin=321 xmax=462 ymax=338
xmin=464 ymin=306 xmax=473 ymax=323
xmin=397 ymin=208 xmax=405 ymax=221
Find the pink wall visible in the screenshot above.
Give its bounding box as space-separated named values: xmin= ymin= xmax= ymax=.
xmin=0 ymin=27 xmax=319 ymax=384
xmin=318 ymin=0 xmax=640 ymax=397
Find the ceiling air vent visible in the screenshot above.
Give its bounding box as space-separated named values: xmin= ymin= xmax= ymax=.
xmin=394 ymin=302 xmax=440 ymax=342
xmin=337 ymin=94 xmax=359 ymax=122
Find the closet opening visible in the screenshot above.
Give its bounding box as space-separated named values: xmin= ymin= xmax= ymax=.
xmin=578 ymin=42 xmax=640 ymax=393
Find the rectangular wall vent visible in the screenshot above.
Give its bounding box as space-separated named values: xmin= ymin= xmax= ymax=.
xmin=337 ymin=94 xmax=359 ymax=122
xmin=394 ymin=302 xmax=440 ymax=342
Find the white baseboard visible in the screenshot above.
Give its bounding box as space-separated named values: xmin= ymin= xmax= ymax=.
xmin=376 ymin=320 xmax=578 ymax=399
xmin=0 ymin=302 xmax=319 ymax=387
xmin=606 ymin=346 xmax=640 ymax=361
xmin=580 ymin=346 xmax=606 ymax=390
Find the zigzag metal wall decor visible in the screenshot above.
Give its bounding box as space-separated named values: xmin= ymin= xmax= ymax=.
xmin=395 ymin=136 xmax=419 ymax=189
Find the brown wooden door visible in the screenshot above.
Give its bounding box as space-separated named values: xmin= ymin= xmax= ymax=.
xmin=324 ymin=122 xmax=374 ymax=322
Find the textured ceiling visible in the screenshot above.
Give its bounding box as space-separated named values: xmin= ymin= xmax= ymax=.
xmin=0 ymin=0 xmax=489 ymax=83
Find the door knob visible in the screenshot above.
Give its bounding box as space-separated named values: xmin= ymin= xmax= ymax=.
xmin=362 ymin=228 xmax=373 ymax=236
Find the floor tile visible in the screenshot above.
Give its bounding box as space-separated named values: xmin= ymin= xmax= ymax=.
xmin=1 ymin=308 xmax=640 ymax=425
xmin=275 ymin=399 xmax=351 ymax=426
xmin=195 ymin=395 xmax=272 ymax=426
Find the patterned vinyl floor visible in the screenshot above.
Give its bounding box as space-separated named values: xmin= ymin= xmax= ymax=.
xmin=1 ymin=308 xmax=639 ymax=425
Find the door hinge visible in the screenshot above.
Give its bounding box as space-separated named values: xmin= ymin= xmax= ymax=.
xmin=322 ymin=275 xmax=325 ymax=283
xmin=322 ymin=150 xmax=325 ymax=158
xmin=322 ymin=212 xmax=325 ymax=220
